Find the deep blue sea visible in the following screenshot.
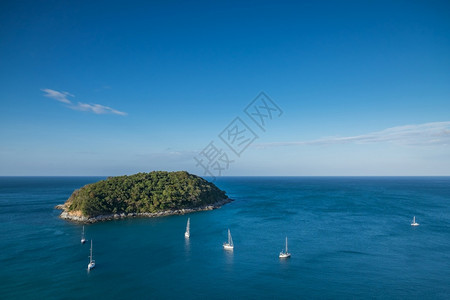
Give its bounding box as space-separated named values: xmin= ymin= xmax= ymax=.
xmin=0 ymin=176 xmax=449 ymax=299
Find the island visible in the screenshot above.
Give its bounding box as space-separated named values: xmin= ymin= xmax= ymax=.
xmin=56 ymin=171 xmax=232 ymax=223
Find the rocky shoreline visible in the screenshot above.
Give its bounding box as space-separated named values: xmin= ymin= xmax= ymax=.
xmin=56 ymin=198 xmax=233 ymax=223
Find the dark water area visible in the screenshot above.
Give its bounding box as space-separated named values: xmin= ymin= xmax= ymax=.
xmin=1 ymin=176 xmax=449 ymax=299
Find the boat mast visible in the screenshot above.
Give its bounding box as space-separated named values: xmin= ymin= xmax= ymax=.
xmin=286 ymin=237 xmax=288 ymax=253
xmin=89 ymin=240 xmax=93 ymax=263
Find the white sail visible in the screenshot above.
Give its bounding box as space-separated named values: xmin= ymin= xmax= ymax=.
xmin=228 ymin=229 xmax=233 ymax=246
xmin=411 ymin=216 xmax=419 ymax=226
xmin=185 ymin=218 xmax=190 ymax=238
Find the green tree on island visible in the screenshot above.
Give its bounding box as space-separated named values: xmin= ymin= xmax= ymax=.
xmin=65 ymin=171 xmax=228 ymax=217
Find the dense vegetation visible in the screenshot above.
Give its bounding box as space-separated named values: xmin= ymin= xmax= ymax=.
xmin=66 ymin=171 xmax=228 ymax=217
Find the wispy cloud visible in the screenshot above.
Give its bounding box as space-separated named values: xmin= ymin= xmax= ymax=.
xmin=258 ymin=121 xmax=450 ymax=147
xmin=41 ymin=88 xmax=127 ymax=116
xmin=41 ymin=88 xmax=73 ymax=104
xmin=72 ymin=102 xmax=127 ymax=116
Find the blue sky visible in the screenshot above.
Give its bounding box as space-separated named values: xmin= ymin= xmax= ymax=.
xmin=0 ymin=0 xmax=449 ymax=176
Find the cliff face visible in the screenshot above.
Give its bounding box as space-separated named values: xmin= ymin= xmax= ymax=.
xmin=57 ymin=171 xmax=231 ymax=222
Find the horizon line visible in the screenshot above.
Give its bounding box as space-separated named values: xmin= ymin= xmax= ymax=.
xmin=1 ymin=175 xmax=449 ymax=178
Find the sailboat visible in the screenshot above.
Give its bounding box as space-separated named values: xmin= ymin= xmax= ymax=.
xmin=223 ymin=229 xmax=234 ymax=250
xmin=87 ymin=240 xmax=96 ymax=270
xmin=185 ymin=218 xmax=190 ymax=238
xmin=279 ymin=236 xmax=291 ymax=258
xmin=81 ymin=226 xmax=86 ymax=244
xmin=411 ymin=216 xmax=419 ymax=226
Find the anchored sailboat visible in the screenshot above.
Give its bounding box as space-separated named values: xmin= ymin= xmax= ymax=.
xmin=411 ymin=216 xmax=419 ymax=226
xmin=279 ymin=236 xmax=291 ymax=258
xmin=185 ymin=218 xmax=190 ymax=238
xmin=87 ymin=240 xmax=96 ymax=271
xmin=223 ymin=229 xmax=234 ymax=250
xmin=81 ymin=226 xmax=86 ymax=244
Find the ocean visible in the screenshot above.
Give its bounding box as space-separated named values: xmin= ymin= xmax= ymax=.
xmin=0 ymin=176 xmax=449 ymax=299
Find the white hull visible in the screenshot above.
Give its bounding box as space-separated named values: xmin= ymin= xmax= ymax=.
xmin=279 ymin=252 xmax=291 ymax=258
xmin=185 ymin=232 xmax=190 ymax=238
xmin=223 ymin=243 xmax=234 ymax=250
xmin=81 ymin=238 xmax=86 ymax=244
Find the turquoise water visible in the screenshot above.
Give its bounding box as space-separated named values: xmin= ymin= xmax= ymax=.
xmin=1 ymin=176 xmax=449 ymax=299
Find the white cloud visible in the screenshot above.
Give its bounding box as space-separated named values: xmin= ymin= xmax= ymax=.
xmin=71 ymin=102 xmax=127 ymax=116
xmin=258 ymin=121 xmax=450 ymax=147
xmin=41 ymin=88 xmax=73 ymax=104
xmin=41 ymin=88 xmax=127 ymax=116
